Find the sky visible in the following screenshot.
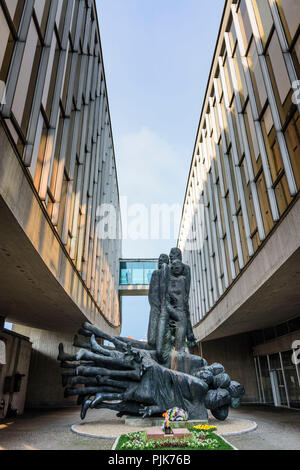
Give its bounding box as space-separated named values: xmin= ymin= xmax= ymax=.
xmin=98 ymin=1 xmax=226 ymax=340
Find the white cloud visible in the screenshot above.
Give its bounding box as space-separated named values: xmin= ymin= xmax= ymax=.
xmin=116 ymin=126 xmax=187 ymax=205
xmin=115 ymin=127 xmax=189 ymax=257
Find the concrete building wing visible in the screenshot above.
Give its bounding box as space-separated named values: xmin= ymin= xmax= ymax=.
xmin=0 ymin=0 xmax=122 ymax=411
xmin=179 ymin=0 xmax=300 ymax=408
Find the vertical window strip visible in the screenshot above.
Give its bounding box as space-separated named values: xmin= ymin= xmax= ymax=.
xmin=268 ymin=0 xmax=300 ymax=115
xmin=232 ymin=3 xmax=280 ymax=222
xmin=1 ymin=0 xmax=34 ymax=118
xmin=224 ymin=31 xmax=266 ymax=241
xmin=218 ymin=56 xmax=254 ymax=257
xmin=245 ymin=0 xmax=297 ymax=196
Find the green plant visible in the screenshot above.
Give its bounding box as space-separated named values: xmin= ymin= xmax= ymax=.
xmin=115 ymin=429 xmax=234 ymax=451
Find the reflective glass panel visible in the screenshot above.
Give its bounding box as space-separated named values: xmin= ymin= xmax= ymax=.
xmin=281 ymin=350 xmax=300 ymax=408
xmin=119 ymin=262 xmax=157 ymax=285
xmin=0 ymin=5 xmax=15 ymax=84
xmin=277 ymin=0 xmax=300 ymax=42
xmin=258 ymin=356 xmax=273 ymax=403
xmin=269 ymin=353 xmax=288 ymax=406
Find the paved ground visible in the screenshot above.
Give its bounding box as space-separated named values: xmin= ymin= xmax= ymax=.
xmin=0 ymin=404 xmax=299 ymax=450
xmin=0 ymin=408 xmax=115 ymax=450
xmin=228 ymin=404 xmax=300 ymax=450
xmin=72 ymin=414 xmax=256 ymax=438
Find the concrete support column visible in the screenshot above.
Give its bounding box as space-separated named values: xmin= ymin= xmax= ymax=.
xmin=201 ymin=332 xmax=259 ymax=403
xmin=13 ymin=325 xmax=77 ymax=408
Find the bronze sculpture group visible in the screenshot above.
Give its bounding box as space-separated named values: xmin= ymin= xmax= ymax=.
xmin=58 ymin=248 xmax=245 ymax=421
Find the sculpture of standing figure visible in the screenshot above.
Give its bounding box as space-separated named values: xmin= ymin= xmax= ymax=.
xmin=151 ymin=249 xmax=197 ymax=363
xmin=169 ymin=248 xmax=196 ymax=349
xmin=147 ymin=254 xmax=169 ymax=349
xmin=166 ymin=259 xmax=189 ymax=353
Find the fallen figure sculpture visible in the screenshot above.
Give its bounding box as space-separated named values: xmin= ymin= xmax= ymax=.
xmin=58 ymin=322 xmax=245 ymax=422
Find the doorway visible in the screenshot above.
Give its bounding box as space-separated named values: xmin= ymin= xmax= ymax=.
xmin=255 ymin=350 xmax=300 ymax=409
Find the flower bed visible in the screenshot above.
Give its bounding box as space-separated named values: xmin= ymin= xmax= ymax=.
xmin=193 ymin=424 xmax=217 ymax=432
xmin=115 ymin=428 xmax=234 ymax=451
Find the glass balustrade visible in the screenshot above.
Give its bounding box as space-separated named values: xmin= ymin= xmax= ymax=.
xmin=119 ymin=261 xmax=158 ymax=286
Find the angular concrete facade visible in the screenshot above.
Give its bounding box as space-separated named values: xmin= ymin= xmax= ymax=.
xmin=179 ymin=0 xmax=300 ymax=407
xmin=0 ymin=0 xmax=122 ymax=409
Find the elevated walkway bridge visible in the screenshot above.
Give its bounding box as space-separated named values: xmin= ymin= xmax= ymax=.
xmin=119 ymin=259 xmax=158 ymax=296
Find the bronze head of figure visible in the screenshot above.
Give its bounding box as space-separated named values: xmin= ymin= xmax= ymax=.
xmin=170 ymin=259 xmax=184 ymax=277
xmin=158 ymin=254 xmax=169 ymax=269
xmin=169 ymin=247 xmax=182 ymax=263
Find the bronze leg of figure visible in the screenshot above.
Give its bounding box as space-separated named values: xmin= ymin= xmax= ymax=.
xmin=174 ymin=317 xmax=188 ymax=352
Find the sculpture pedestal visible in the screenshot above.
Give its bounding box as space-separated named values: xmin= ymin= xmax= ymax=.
xmin=125 ymin=417 xmax=208 ymax=428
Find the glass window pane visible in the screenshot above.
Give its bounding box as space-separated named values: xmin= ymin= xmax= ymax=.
xmin=49 ymin=112 xmax=64 ymax=196
xmin=44 ymin=38 xmax=60 ymax=121
xmin=248 ymin=41 xmax=267 ymax=113
xmin=284 ymin=111 xmax=300 ymax=191
xmin=61 ymin=48 xmax=72 ymax=111
xmin=224 ymin=56 xmax=234 ymax=104
xmin=259 ymin=356 xmax=274 ymax=403
xmin=12 ymin=20 xmax=41 ymax=135
xmin=256 ymin=172 xmax=274 ymax=235
xmin=238 ymin=0 xmax=253 ymax=51
xmin=12 ymin=19 xmax=42 ymax=136
xmin=120 ymin=263 xmax=132 ymax=285
xmin=0 ymin=5 xmax=15 ymax=84
xmin=70 ymin=0 xmax=80 ymax=45
xmin=253 ymin=0 xmax=274 ymax=45
xmin=281 ymin=350 xmax=300 ymax=408
xmin=34 ymin=119 xmax=48 ymax=192
xmin=57 ymin=176 xmax=68 ymax=236
xmin=132 ymin=263 xmax=144 ymax=285
xmin=55 ymin=0 xmax=68 ymax=40
xmin=269 ymin=353 xmax=281 ymax=370
xmin=228 ymin=18 xmax=237 ymax=52
xmin=276 ymin=0 xmax=300 ymax=42
xmin=6 ymin=0 xmax=24 ymax=32
xmin=34 ymin=0 xmax=51 ymax=37
xmin=274 ymin=173 xmax=293 ymax=216
xmin=234 ymin=47 xmax=248 ymax=105
xmin=293 ymin=35 xmax=300 ymax=72
xmin=267 ymin=31 xmax=291 ymax=105
xmin=263 ymin=105 xmax=274 ymax=136
xmin=277 ymin=369 xmax=288 ymax=405
xmin=244 ymin=102 xmax=260 ymax=169
xmin=261 ymin=114 xmax=285 ymax=185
